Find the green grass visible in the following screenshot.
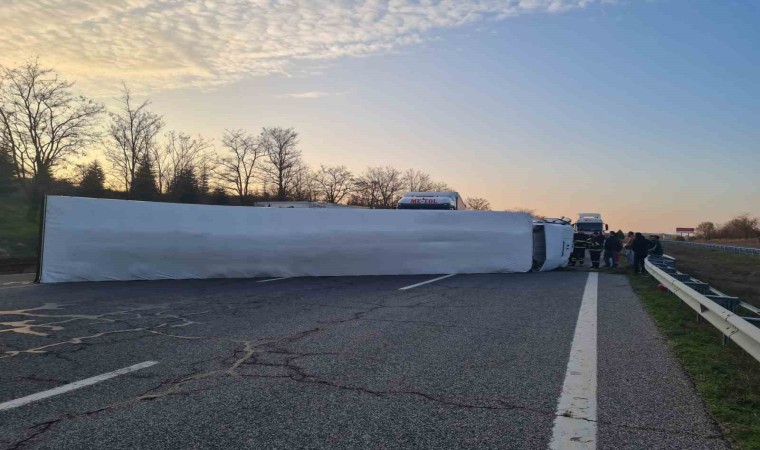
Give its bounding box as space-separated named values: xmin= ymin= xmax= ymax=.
xmin=0 ymin=193 xmax=39 ymax=259
xmin=628 ymin=271 xmax=760 ymax=449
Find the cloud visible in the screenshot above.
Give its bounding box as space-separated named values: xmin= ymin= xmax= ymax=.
xmin=0 ymin=0 xmax=612 ymax=94
xmin=277 ymin=90 xmax=352 ymax=99
xmin=279 ymin=91 xmax=334 ymax=99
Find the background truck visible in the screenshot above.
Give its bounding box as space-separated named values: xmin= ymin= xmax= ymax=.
xmin=397 ymin=192 xmax=467 ymax=210
xmin=574 ymin=212 xmax=608 ymax=235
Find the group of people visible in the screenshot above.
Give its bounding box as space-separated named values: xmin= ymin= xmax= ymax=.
xmin=568 ymin=230 xmax=663 ymax=273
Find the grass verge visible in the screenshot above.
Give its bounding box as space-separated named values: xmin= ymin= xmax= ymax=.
xmin=627 ymin=269 xmax=760 ymax=449
xmin=665 ymin=245 xmax=760 ymax=308
xmin=0 ymin=193 xmax=39 ymax=260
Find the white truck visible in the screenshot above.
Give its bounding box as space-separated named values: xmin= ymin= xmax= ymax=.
xmin=397 ymin=192 xmax=467 ymax=210
xmin=533 ymin=218 xmax=575 ymax=271
xmin=574 ymin=212 xmax=608 ymax=236
xmin=397 ymin=193 xmax=573 ymax=270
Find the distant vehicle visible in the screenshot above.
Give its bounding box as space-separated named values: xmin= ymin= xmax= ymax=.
xmin=574 ymin=212 xmax=608 ymax=235
xmin=397 ymin=192 xmax=467 ymax=210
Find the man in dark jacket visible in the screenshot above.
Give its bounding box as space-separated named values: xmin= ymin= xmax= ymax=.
xmin=603 ymin=232 xmax=623 ymax=268
xmin=588 ymin=232 xmax=605 ymax=269
xmin=648 ymin=235 xmax=664 ymax=258
xmin=630 ymin=232 xmax=650 ymax=274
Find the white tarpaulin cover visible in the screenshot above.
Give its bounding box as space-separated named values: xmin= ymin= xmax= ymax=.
xmin=39 ymin=196 xmax=534 ymax=283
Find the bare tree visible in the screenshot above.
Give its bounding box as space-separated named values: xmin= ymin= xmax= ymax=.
xmin=717 ymin=214 xmax=759 ymax=239
xmin=401 ymin=169 xmax=451 ymax=192
xmin=428 ymin=180 xmax=453 ymax=191
xmin=353 ymin=166 xmax=404 ymax=208
xmin=350 ymin=178 xmax=380 ymax=208
xmin=402 ymin=169 xmax=433 ymax=192
xmin=466 ymin=197 xmax=491 ymax=211
xmin=695 ymin=221 xmax=716 ymax=240
xmin=289 ymin=163 xmax=318 ymax=201
xmin=0 ymin=61 xmax=103 ymax=205
xmin=377 ymin=167 xmax=404 ymax=208
xmin=314 ymin=165 xmax=354 ymax=204
xmin=155 ymin=131 xmax=213 ymax=193
xmin=260 ymin=127 xmax=301 ymax=201
xmin=105 ymin=84 xmax=164 ymax=195
xmin=216 ymin=129 xmax=262 ymax=203
xmin=151 ymin=144 xmax=170 ymax=194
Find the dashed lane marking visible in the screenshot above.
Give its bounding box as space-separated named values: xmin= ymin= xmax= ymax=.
xmin=0 ymin=361 xmax=159 ymax=412
xmin=398 ymin=274 xmax=456 ymax=291
xmin=256 ymin=277 xmax=290 ymax=283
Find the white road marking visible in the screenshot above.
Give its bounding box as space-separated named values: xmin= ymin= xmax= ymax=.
xmin=256 ymin=277 xmax=289 ymax=283
xmin=0 ymin=361 xmax=158 ymax=412
xmin=549 ymin=272 xmax=598 ymax=450
xmin=398 ymin=274 xmax=456 ymax=291
xmin=0 ymin=283 xmax=34 ymax=289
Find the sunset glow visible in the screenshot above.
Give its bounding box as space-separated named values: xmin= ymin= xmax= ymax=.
xmin=2 ymin=0 xmax=758 ymax=232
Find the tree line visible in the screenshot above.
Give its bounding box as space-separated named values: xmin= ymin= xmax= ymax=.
xmin=695 ymin=215 xmax=760 ymax=240
xmin=0 ymin=61 xmax=493 ymax=215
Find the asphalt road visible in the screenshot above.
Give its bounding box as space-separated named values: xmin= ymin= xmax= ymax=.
xmin=0 ymin=271 xmax=728 ymax=449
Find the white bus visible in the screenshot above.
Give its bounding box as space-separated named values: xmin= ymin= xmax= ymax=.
xmin=397 ymin=192 xmax=467 ymax=210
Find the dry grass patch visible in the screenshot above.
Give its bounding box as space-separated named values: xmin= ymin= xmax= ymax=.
xmin=663 ymin=245 xmax=760 ymax=308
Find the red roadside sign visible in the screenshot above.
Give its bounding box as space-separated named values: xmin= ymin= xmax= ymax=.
xmin=676 ymin=227 xmax=695 ymax=233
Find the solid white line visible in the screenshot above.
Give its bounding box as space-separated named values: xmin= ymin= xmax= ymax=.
xmin=549 ymin=272 xmax=598 ymax=450
xmin=256 ymin=277 xmax=289 ymax=283
xmin=398 ymin=274 xmax=456 ymax=291
xmin=0 ymin=361 xmax=158 ymax=412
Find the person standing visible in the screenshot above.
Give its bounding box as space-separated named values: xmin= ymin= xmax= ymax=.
xmin=631 ymin=232 xmax=650 ymax=274
xmin=649 ymin=235 xmax=664 ymax=258
xmin=623 ymin=231 xmax=635 ymax=265
xmin=569 ymin=232 xmax=588 ymax=266
xmin=588 ymin=232 xmax=605 ymax=269
xmin=604 ymin=231 xmax=623 ymax=268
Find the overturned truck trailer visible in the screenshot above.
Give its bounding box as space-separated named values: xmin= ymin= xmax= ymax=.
xmin=38 ymin=196 xmax=572 ymax=283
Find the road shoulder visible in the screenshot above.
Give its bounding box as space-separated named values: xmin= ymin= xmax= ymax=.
xmin=627 ymin=271 xmax=760 ymax=449
xmin=597 ymin=273 xmax=730 ymax=449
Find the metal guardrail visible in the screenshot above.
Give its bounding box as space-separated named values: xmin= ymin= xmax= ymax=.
xmin=657 ymin=254 xmax=760 ymax=320
xmin=645 ymin=256 xmax=760 ymax=363
xmin=663 ymin=240 xmax=760 ymax=256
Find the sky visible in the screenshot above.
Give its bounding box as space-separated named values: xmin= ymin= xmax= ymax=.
xmin=2 ymin=0 xmax=758 ymax=232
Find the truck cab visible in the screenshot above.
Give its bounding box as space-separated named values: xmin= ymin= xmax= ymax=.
xmin=574 ymin=212 xmax=607 ymax=235
xmin=533 ymin=218 xmax=574 ymax=271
